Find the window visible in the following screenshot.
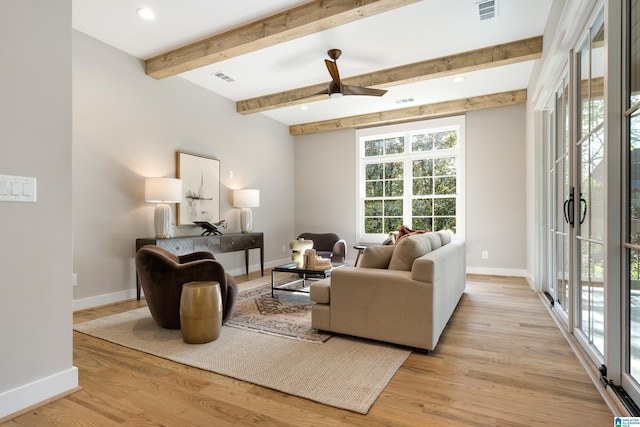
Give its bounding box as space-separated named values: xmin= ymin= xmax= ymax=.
xmin=356 ymin=117 xmax=465 ymax=243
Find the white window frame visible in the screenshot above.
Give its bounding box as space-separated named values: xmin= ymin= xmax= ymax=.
xmin=355 ymin=116 xmax=466 ymax=243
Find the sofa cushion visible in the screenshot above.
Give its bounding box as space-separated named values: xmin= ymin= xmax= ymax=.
xmin=437 ymin=230 xmax=452 ymax=245
xmin=359 ymin=245 xmax=395 ymax=269
xmin=388 ymin=233 xmax=433 ymax=271
xmin=423 ymin=232 xmax=442 ymax=250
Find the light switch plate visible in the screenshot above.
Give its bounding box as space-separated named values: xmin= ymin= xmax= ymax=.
xmin=0 ymin=175 xmax=37 ymax=202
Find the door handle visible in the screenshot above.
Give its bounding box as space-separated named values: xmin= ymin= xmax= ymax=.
xmin=580 ymin=194 xmax=587 ymax=225
xmin=564 ymin=188 xmax=575 ymax=226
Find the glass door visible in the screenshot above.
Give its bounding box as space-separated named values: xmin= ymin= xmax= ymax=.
xmin=547 ymin=75 xmax=571 ymax=322
xmin=575 ymin=11 xmax=606 ymax=360
xmin=624 ymin=0 xmax=640 ymax=401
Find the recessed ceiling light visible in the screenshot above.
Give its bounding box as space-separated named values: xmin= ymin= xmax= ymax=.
xmin=453 ymin=76 xmax=465 ymax=83
xmin=300 ymin=105 xmax=309 ymax=111
xmin=136 ymin=8 xmax=155 ymax=20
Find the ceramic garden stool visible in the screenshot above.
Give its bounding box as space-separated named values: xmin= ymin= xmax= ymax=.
xmin=179 ymin=281 xmax=222 ymax=344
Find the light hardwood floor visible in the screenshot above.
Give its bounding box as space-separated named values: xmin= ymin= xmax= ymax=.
xmin=4 ymin=273 xmax=614 ymax=426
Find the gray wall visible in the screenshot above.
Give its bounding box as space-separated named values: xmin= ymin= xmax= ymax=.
xmin=466 ymin=105 xmax=526 ymax=275
xmin=293 ymin=105 xmax=527 ymax=275
xmin=72 ymin=31 xmax=295 ymax=309
xmin=0 ymin=0 xmax=77 ymax=418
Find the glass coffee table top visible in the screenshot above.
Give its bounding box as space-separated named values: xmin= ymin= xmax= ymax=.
xmin=271 ymin=262 xmax=347 ymax=297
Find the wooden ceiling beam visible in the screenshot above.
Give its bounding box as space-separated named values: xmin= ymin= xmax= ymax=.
xmin=238 ymin=36 xmax=541 ymax=114
xmin=289 ymin=89 xmax=527 ymax=135
xmin=145 ymin=0 xmax=421 ymax=79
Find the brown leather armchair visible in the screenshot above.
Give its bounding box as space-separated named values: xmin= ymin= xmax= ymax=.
xmin=135 ymin=245 xmax=238 ymax=329
xmin=297 ymin=232 xmax=347 ymax=264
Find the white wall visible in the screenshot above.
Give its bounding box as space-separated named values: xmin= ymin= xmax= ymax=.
xmin=293 ymin=129 xmax=357 ymax=254
xmin=293 ymin=105 xmax=527 ymax=275
xmin=0 ymin=0 xmax=78 ymax=419
xmin=72 ymin=31 xmax=295 ymax=309
xmin=466 ymin=105 xmax=527 ymax=275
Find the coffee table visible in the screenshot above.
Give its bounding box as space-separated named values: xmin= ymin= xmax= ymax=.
xmin=271 ymin=262 xmax=346 ymax=297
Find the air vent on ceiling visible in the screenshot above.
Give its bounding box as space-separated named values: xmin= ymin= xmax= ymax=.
xmin=212 ymin=71 xmax=235 ymax=83
xmin=476 ymin=0 xmax=497 ymax=21
xmin=395 ymin=97 xmax=415 ymax=105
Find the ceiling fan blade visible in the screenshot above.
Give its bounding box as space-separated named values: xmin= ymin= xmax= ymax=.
xmin=343 ymin=85 xmax=387 ymax=97
xmin=325 ymin=59 xmax=341 ymax=85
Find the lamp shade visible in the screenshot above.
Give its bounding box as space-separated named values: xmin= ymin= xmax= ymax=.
xmin=233 ymin=189 xmax=260 ymax=208
xmin=145 ymin=178 xmax=182 ymax=203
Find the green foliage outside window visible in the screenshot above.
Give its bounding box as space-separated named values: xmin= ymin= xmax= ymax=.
xmin=411 ymin=131 xmax=457 ymax=152
xmin=434 ymin=157 xmax=456 ymax=175
xmin=366 ymin=181 xmax=383 ymax=197
xmin=365 ymin=137 xmax=405 ymax=157
xmin=435 ymin=177 xmax=456 ymax=195
xmin=362 ymin=128 xmax=459 ymax=235
xmin=366 ymin=163 xmax=383 ymax=180
xmin=413 ymin=177 xmax=433 ymax=195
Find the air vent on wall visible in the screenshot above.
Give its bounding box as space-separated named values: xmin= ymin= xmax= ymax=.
xmin=476 ymin=0 xmax=497 ymax=21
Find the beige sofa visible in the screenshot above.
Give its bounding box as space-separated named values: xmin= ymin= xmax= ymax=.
xmin=309 ymin=231 xmax=465 ymax=351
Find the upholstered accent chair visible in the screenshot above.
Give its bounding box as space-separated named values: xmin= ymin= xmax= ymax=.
xmin=135 ymin=245 xmax=238 ymax=329
xmin=297 ymin=232 xmax=347 ymax=264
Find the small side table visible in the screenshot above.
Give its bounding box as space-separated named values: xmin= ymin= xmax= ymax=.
xmin=180 ymin=281 xmax=222 ymax=344
xmin=354 ymin=245 xmax=367 ymax=266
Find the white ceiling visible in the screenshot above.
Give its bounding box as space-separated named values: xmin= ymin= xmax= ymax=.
xmin=72 ymin=0 xmax=554 ymax=126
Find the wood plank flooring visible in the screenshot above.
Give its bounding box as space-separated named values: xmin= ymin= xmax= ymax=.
xmin=3 ymin=274 xmax=614 ymax=426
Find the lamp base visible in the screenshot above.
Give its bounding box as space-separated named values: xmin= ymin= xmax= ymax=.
xmin=240 ymin=207 xmax=253 ymax=234
xmin=154 ymin=203 xmax=174 ymax=238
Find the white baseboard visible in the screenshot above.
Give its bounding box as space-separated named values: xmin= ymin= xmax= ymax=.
xmin=466 ymin=266 xmax=527 ymax=277
xmin=225 ymin=258 xmax=291 ymax=277
xmin=73 ymin=289 xmax=137 ymax=312
xmin=0 ymin=367 xmax=79 ymax=420
xmin=73 ymin=258 xmax=293 ymax=312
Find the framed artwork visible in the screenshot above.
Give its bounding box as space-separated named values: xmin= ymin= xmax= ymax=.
xmin=176 ymin=151 xmax=220 ymax=226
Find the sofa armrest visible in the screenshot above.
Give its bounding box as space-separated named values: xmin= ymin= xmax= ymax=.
xmin=411 ymin=239 xmax=465 ymax=283
xmin=411 ymin=239 xmax=466 ymax=343
xmin=328 ymin=267 xmax=435 ymax=348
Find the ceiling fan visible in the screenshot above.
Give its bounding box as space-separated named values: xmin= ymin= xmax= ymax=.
xmin=315 ymin=49 xmax=387 ymax=99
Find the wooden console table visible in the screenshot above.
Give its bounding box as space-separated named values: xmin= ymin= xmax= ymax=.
xmin=135 ymin=232 xmax=264 ymax=300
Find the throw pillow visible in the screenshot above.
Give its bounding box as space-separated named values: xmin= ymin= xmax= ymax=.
xmin=395 ymin=225 xmax=430 ymax=244
xmin=388 ymin=234 xmax=433 ymax=271
xmin=359 ymin=245 xmax=395 ymax=269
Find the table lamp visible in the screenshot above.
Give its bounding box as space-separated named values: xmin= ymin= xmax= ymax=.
xmin=145 ymin=177 xmax=182 ymax=238
xmin=233 ymin=189 xmax=260 ymax=234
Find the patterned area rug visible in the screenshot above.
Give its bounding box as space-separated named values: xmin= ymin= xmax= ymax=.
xmin=225 ymin=275 xmax=332 ymax=343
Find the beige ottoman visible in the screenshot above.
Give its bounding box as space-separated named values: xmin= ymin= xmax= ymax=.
xmin=180 ymin=281 xmax=222 ymax=344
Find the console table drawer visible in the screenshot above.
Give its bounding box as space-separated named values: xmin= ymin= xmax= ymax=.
xmin=156 ymin=238 xmax=194 ymax=255
xmin=220 ymin=234 xmax=263 ymax=251
xmin=194 ymin=237 xmax=221 ymax=253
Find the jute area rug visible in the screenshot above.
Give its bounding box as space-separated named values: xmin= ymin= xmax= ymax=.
xmin=74 ymin=273 xmax=411 ymax=414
